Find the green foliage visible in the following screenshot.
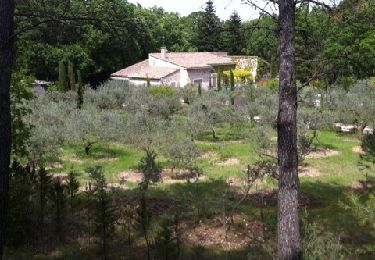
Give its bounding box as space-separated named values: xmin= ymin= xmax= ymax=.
xmin=217 ymin=71 xmax=222 ymax=91
xmin=58 ymin=60 xmax=68 ymax=91
xmin=37 ymin=165 xmax=52 ymax=227
xmin=263 ymin=79 xmax=279 ymax=93
xmin=87 ymin=166 xmax=117 ymax=256
xmin=50 ymin=178 xmax=66 ymax=241
xmin=77 ymin=76 xmax=84 ymax=109
xmin=10 ymin=73 xmax=35 ymax=159
xmin=230 ymin=70 xmax=235 ymax=91
xmin=194 ymin=1 xmax=222 ymax=51
xmin=67 ymin=171 xmax=80 ymax=214
xmin=68 ymin=60 xmax=76 ymax=91
xmin=361 ymin=134 xmax=375 ymax=156
xmin=155 ymin=217 xmax=180 ymax=260
xmin=222 ymin=11 xmax=244 ymax=55
xmin=169 ymin=138 xmax=200 ymax=173
xmin=138 ymin=150 xmax=162 ymax=190
xmin=150 ymin=86 xmax=176 ymax=98
xmin=7 ymin=162 xmax=37 ymax=247
xmin=302 ymin=221 xmax=346 ymax=260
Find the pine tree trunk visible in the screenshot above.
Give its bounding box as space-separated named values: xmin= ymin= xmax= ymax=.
xmin=277 ymin=1 xmax=301 ymax=259
xmin=0 ymin=0 xmax=15 ymax=257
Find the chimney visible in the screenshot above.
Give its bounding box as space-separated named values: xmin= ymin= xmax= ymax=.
xmin=161 ymin=46 xmax=167 ymax=59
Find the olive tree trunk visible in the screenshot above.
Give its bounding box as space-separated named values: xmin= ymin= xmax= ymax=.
xmin=0 ymin=0 xmax=15 ymax=257
xmin=277 ymin=0 xmax=301 ymax=259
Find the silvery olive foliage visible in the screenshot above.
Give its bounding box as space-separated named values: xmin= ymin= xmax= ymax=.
xmin=169 ymin=138 xmax=200 ymax=171
xmin=332 ymin=81 xmax=375 ymax=130
xmin=27 ymin=90 xmax=127 ymax=162
xmin=84 ymin=80 xmax=132 ymax=110
xmin=187 ymin=91 xmax=233 ymax=140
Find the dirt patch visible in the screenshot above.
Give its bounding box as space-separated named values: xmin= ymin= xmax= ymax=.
xmin=216 ymin=158 xmax=240 ymax=166
xmin=52 ymin=173 xmax=69 ymax=184
xmin=200 ymin=151 xmax=219 ymax=160
xmin=299 ymin=166 xmax=321 ymax=177
xmin=119 ymin=171 xmax=143 ymax=183
xmin=246 ymin=189 xmax=321 ymax=208
xmin=96 ymin=157 xmax=119 ymax=163
xmin=118 ymin=169 xmax=206 ymax=184
xmin=52 ymin=162 xmax=63 ymax=169
xmin=226 ymin=177 xmax=262 ymax=187
xmin=184 ymin=219 xmax=265 ymax=250
xmin=68 ymin=157 xmax=84 ymax=164
xmin=161 ymin=168 xmax=206 ymax=184
xmin=107 ymin=183 xmax=127 ymax=190
xmin=352 ymin=146 xmax=366 ymax=155
xmin=348 ymin=181 xmax=373 ymax=191
xmin=306 ymin=149 xmax=339 ymax=159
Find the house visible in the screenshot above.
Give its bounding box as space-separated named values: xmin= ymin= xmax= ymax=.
xmin=111 ymin=47 xmax=237 ymax=89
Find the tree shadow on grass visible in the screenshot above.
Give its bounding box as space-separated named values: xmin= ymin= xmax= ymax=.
xmin=301 ymin=179 xmax=375 ymax=258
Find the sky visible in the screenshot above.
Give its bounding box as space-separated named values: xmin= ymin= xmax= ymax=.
xmin=127 ymin=0 xmax=265 ymax=21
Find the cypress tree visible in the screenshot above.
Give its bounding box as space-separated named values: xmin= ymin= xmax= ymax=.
xmin=230 ymin=70 xmax=235 ymax=105
xmin=217 ymin=69 xmax=222 ymax=91
xmin=230 ymin=70 xmax=235 ymax=91
xmin=58 ymin=60 xmax=67 ymax=91
xmin=68 ymin=60 xmax=76 ymax=91
xmin=77 ymin=70 xmax=84 ymax=109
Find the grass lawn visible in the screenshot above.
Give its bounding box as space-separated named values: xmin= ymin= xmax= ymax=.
xmin=44 ymin=129 xmax=374 ymax=258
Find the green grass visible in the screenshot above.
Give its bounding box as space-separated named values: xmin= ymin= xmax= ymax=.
xmin=18 ymin=129 xmax=375 ymax=258
xmin=51 ymin=142 xmax=144 ymax=183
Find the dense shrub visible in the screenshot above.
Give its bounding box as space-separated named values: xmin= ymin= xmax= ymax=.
xmin=361 ymin=133 xmax=375 ymax=155
xmin=150 ymin=85 xmax=177 ymax=98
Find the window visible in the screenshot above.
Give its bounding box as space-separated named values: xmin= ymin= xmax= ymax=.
xmin=170 ymin=81 xmax=177 ymax=87
xmin=210 ymin=73 xmax=217 ymax=88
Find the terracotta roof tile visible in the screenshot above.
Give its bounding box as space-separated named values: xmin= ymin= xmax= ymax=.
xmin=111 ymin=60 xmax=179 ymax=79
xmin=149 ymin=52 xmax=235 ymax=68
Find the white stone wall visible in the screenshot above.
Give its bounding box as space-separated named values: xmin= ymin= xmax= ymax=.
xmin=111 ymin=77 xmax=161 ymax=86
xmin=187 ymin=69 xmax=211 ymax=89
xmin=161 ymin=71 xmax=181 ymax=87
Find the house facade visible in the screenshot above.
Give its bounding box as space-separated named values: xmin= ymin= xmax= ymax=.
xmin=111 ymin=47 xmax=236 ymax=89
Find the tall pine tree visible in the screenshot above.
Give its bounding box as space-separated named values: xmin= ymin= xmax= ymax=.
xmin=223 ymin=11 xmax=244 ymax=55
xmin=195 ymin=1 xmax=222 ymax=51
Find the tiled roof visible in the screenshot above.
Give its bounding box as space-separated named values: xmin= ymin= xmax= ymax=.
xmin=149 ymin=52 xmax=235 ymax=69
xmin=111 ymin=60 xmax=179 ymax=79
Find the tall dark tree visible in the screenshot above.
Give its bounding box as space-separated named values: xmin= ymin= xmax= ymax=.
xmin=277 ymin=0 xmax=301 ymax=258
xmin=0 ymin=0 xmax=15 ymax=257
xmin=222 ymin=11 xmax=244 ymax=54
xmin=194 ymin=0 xmax=222 ymax=51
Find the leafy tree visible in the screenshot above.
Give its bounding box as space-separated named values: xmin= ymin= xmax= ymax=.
xmin=138 ymin=150 xmax=162 ymax=190
xmin=194 ymin=0 xmax=222 ymax=51
xmin=136 ymin=192 xmax=152 ymax=260
xmin=50 ymin=178 xmax=66 ymax=242
xmin=169 ymin=138 xmax=201 ymax=179
xmin=77 ymin=72 xmax=84 ymax=109
xmin=67 ymin=171 xmax=80 ymax=216
xmin=87 ymin=166 xmax=117 ymax=258
xmin=37 ymin=165 xmax=52 ymax=229
xmin=243 ymin=16 xmax=278 ymax=77
xmin=10 ymin=73 xmax=35 ymax=159
xmin=332 ymin=81 xmax=375 ymax=133
xmin=222 ymin=11 xmax=244 ymax=55
xmin=67 ymin=60 xmax=76 ymax=91
xmin=58 ymin=60 xmax=68 ymax=91
xmin=7 ymin=162 xmax=37 ymax=247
